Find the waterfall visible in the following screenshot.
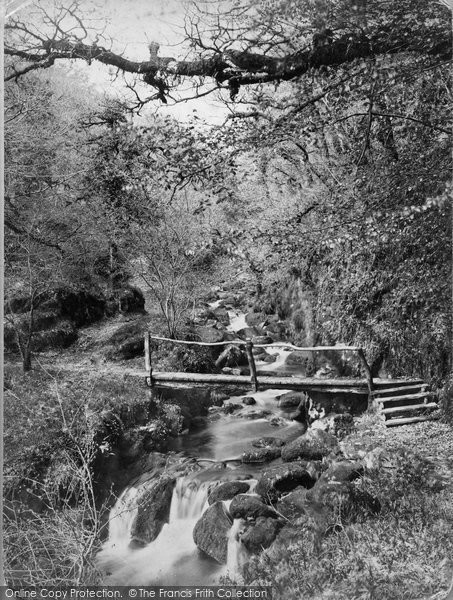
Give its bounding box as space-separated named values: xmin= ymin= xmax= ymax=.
xmin=105 ymin=486 xmax=139 ymax=551
xmin=97 ymin=476 xmax=217 ymax=585
xmin=226 ymin=518 xmax=248 ymax=579
xmin=169 ymin=477 xmax=211 ymax=521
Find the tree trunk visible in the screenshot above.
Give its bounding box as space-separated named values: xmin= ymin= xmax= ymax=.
xmin=22 ymin=346 xmax=32 ymax=372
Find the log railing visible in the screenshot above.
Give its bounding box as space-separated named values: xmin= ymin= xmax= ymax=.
xmin=144 ymin=332 xmax=374 ymax=395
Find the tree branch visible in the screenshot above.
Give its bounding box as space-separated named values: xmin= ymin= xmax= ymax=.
xmin=5 ymin=25 xmax=452 ymax=101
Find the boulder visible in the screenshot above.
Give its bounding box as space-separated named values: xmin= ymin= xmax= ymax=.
xmin=262 ymin=354 xmax=277 ymax=364
xmin=242 ymin=447 xmax=282 ymax=464
xmin=255 ymin=462 xmax=321 ymax=503
xmin=281 ymin=429 xmax=339 ymax=462
xmin=215 ymin=345 xmax=247 ymax=369
xmin=118 ymin=286 xmax=145 ymax=314
xmin=251 ymin=437 xmax=285 ymax=449
xmin=229 ymin=495 xmax=277 ymax=520
xmin=195 ymin=326 xmax=225 ymax=344
xmin=319 ymin=460 xmax=364 ymax=485
xmin=245 ymin=312 xmax=265 ymax=327
xmin=241 ymin=517 xmax=283 ymax=553
xmin=242 ymin=397 xmax=256 ymax=406
xmin=193 ymin=502 xmax=232 ymax=564
xmin=130 ymin=477 xmax=175 ymax=545
xmin=212 ymin=306 xmax=230 ymax=326
xmin=208 ymin=481 xmax=251 ymax=505
xmin=237 ymin=327 xmax=261 ymax=340
xmin=286 ymin=351 xmax=311 ymax=366
xmin=277 ymin=392 xmax=309 ymax=409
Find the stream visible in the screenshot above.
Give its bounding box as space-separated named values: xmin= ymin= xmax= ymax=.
xmin=96 ymin=307 xmax=307 ymax=585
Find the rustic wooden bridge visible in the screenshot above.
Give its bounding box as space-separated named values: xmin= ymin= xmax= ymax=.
xmin=143 ymin=333 xmax=438 ymax=427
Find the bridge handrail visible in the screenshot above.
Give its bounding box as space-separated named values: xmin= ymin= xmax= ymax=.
xmin=144 ymin=332 xmax=374 ymax=396
xmin=146 ymin=333 xmax=361 ymax=352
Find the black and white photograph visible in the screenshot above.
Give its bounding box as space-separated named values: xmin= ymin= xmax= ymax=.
xmin=3 ymin=0 xmax=453 ymax=597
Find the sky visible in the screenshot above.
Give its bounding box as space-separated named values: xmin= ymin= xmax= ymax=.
xmin=7 ymin=0 xmax=230 ymax=124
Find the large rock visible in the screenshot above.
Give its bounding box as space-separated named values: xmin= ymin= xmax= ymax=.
xmin=277 ymin=392 xmax=308 ymax=409
xmin=319 ymin=460 xmax=364 ymax=485
xmin=229 ymin=495 xmax=277 ymax=520
xmin=208 ymin=481 xmax=251 ymax=505
xmin=130 ymin=477 xmax=175 ymax=545
xmin=286 ymin=351 xmax=312 ymax=366
xmin=255 ymin=462 xmax=321 ymax=503
xmin=212 ymin=306 xmax=230 ymax=326
xmin=215 ymin=345 xmax=247 ymax=369
xmin=193 ymin=502 xmax=232 ymax=564
xmin=242 ymin=396 xmax=256 ymax=406
xmin=118 ymin=286 xmax=145 ymax=314
xmin=241 ymin=517 xmax=283 ymax=553
xmin=245 ymin=312 xmax=265 ymax=327
xmin=195 ymin=326 xmax=225 ymax=344
xmin=281 ymin=429 xmax=338 ymax=462
xmin=242 ymin=447 xmax=282 ymax=464
xmin=237 ymin=327 xmax=261 ymax=340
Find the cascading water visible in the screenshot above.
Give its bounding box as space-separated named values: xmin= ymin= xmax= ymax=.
xmin=97 ymin=308 xmax=306 ymax=585
xmin=97 ymin=476 xmax=221 ymax=585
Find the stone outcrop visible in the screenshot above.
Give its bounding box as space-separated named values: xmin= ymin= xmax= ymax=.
xmin=241 ymin=517 xmax=283 ymax=553
xmin=255 ymin=462 xmax=321 ymax=503
xmin=229 ymin=494 xmax=277 ymax=519
xmin=277 ymin=391 xmax=309 ymax=409
xmin=281 ymin=429 xmax=338 ymax=462
xmin=130 ymin=477 xmax=176 ymax=545
xmin=193 ymin=502 xmax=232 ymax=564
xmin=208 ymin=481 xmax=251 ymax=505
xmin=242 ymin=447 xmax=282 ymax=463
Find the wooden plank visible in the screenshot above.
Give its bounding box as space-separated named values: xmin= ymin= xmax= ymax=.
xmin=377 ymin=394 xmax=435 ymax=405
xmin=374 ymin=379 xmax=425 ymax=388
xmin=382 ymin=402 xmax=437 ymax=415
xmin=377 ymin=392 xmax=435 ymax=403
xmin=372 ymin=384 xmax=426 ymax=396
xmin=385 ymin=415 xmax=437 ymax=427
xmin=149 ymin=371 xmax=369 ymax=389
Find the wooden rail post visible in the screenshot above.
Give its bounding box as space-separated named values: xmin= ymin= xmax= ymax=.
xmin=357 ymin=348 xmax=374 ymax=408
xmin=245 ymin=339 xmax=259 ymax=392
xmin=144 ymin=331 xmax=153 ymax=387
